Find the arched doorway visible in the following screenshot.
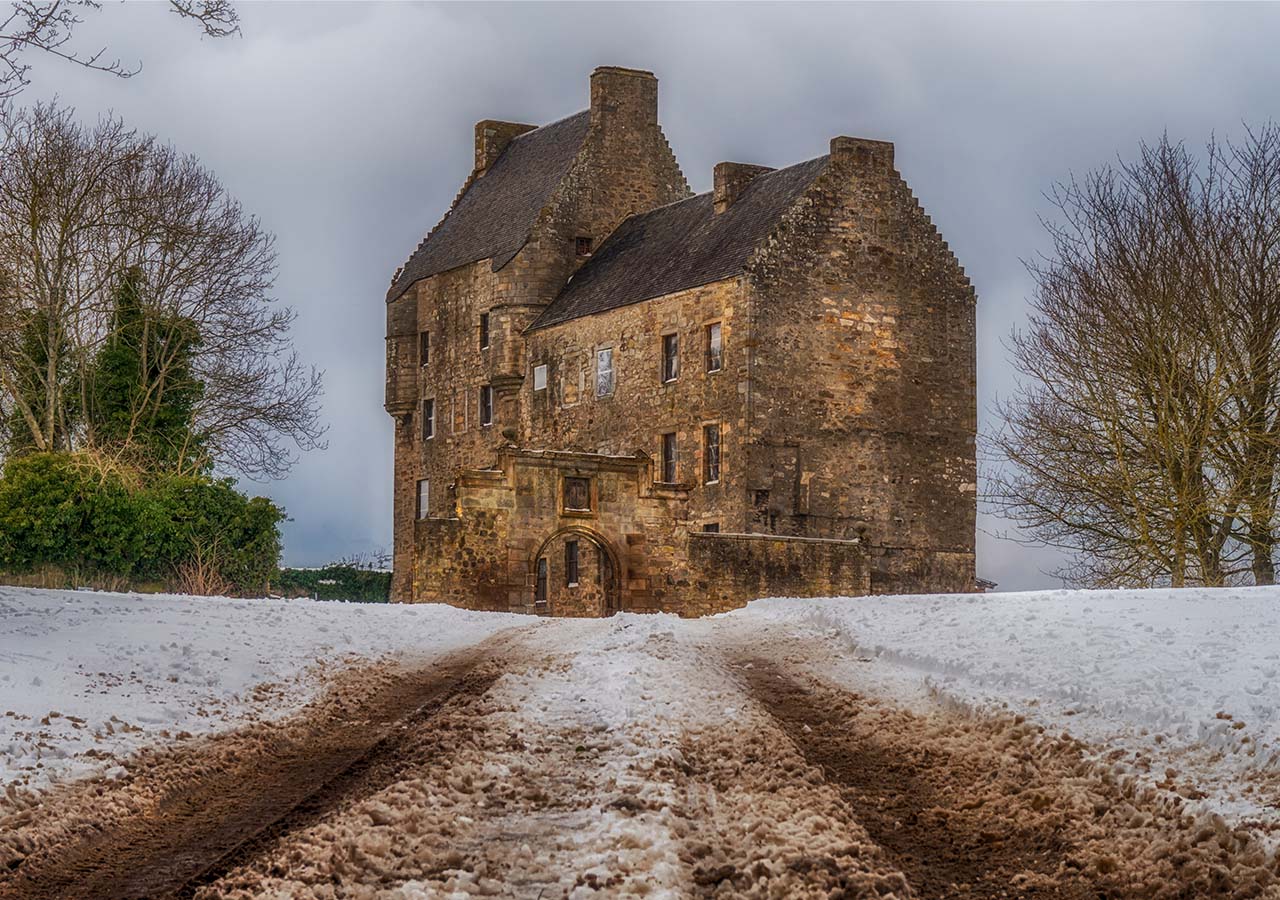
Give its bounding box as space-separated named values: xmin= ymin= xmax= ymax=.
xmin=531 ymin=528 xmax=620 ymax=617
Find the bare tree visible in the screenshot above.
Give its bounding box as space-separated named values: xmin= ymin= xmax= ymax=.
xmin=0 ymin=0 xmax=239 ymax=100
xmin=990 ymin=131 xmax=1280 ymax=587
xmin=0 ymin=101 xmax=324 ymax=478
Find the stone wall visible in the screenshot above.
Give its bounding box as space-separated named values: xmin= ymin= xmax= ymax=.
xmin=522 ymin=278 xmax=749 ymax=533
xmin=743 ymin=137 xmax=977 ymax=592
xmin=685 ymin=532 xmax=869 ymax=616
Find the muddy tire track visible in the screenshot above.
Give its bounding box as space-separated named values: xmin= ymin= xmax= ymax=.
xmin=741 ymin=658 xmax=1101 ymax=899
xmin=0 ymin=648 xmax=505 ymax=900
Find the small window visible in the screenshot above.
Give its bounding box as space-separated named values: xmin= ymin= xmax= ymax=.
xmin=535 ymin=557 xmax=548 ymax=605
xmin=705 ymin=322 xmax=722 ymax=373
xmin=479 ymin=385 xmax=493 ymax=426
xmin=422 ymin=398 xmax=435 ymax=440
xmin=533 ymin=363 xmax=548 ymax=391
xmin=662 ymin=333 xmax=679 ymax=383
xmin=660 ymin=432 xmax=677 ymax=483
xmin=703 ymin=523 xmax=720 ymax=533
xmin=419 ymin=331 xmax=431 ymax=367
xmin=416 ymin=479 xmax=429 ymax=520
xmin=575 ymin=236 xmax=593 ymax=257
xmin=703 ymin=424 xmax=721 ymax=484
xmin=565 ymin=539 xmax=580 ymax=586
xmin=564 ymin=476 xmax=591 ymax=511
xmin=596 ymin=347 xmax=614 ymax=397
xmin=479 ymin=312 xmax=490 ymax=350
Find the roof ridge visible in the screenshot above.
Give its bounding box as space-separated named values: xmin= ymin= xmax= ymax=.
xmin=529 ymin=153 xmax=831 ymax=331
xmin=613 ymin=154 xmax=830 ymax=223
xmin=507 ymin=108 xmax=589 ymax=143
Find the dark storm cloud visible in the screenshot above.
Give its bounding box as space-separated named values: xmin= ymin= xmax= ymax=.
xmin=22 ymin=2 xmax=1280 ymax=588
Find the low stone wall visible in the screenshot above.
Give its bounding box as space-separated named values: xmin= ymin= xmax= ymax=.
xmin=867 ymin=546 xmax=975 ymax=596
xmin=684 ymin=532 xmax=869 ymax=616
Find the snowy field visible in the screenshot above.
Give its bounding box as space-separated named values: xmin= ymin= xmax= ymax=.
xmin=736 ymin=586 xmax=1280 ymax=827
xmin=0 ymin=587 xmax=527 ymax=789
xmin=5 ymin=583 xmax=1280 ymax=832
xmin=4 ymin=584 xmax=1280 ymax=894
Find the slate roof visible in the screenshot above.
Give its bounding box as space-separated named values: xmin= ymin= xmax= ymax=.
xmin=529 ymin=155 xmax=829 ymax=331
xmin=387 ymin=111 xmax=591 ymax=302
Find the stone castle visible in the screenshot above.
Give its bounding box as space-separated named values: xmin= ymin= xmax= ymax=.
xmin=384 ymin=66 xmax=976 ymax=616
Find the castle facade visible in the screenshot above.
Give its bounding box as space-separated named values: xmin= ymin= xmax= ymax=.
xmin=385 ymin=67 xmax=976 ymax=616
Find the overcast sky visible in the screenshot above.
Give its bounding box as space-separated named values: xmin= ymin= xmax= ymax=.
xmin=21 ymin=2 xmax=1280 ymax=589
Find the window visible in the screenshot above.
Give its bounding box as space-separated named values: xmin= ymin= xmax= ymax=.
xmin=575 ymin=236 xmax=593 ymax=257
xmin=479 ymin=385 xmax=493 ymax=426
xmin=422 ymin=398 xmax=435 ymax=440
xmin=660 ymin=432 xmax=677 ymax=483
xmin=662 ymin=333 xmax=679 ymax=383
xmin=533 ymin=363 xmax=548 ymax=391
xmin=565 ymin=539 xmax=580 ymax=586
xmin=703 ymin=523 xmax=720 ymax=533
xmin=479 ymin=312 xmax=490 ymax=350
xmin=419 ymin=331 xmax=431 ymax=367
xmin=416 ymin=479 xmax=429 ymax=519
xmin=535 ymin=557 xmax=548 ymax=606
xmin=703 ymin=424 xmax=721 ymax=484
xmin=596 ymin=347 xmax=614 ymax=397
xmin=564 ymin=476 xmax=591 ymax=511
xmin=705 ymin=322 xmax=722 ymax=373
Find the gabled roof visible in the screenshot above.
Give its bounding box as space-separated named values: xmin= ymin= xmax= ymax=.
xmin=529 ymin=155 xmax=829 ymax=331
xmin=387 ymin=111 xmax=591 ymax=302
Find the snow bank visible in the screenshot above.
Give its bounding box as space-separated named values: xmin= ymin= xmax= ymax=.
xmin=734 ymin=586 xmax=1280 ymax=823
xmin=0 ymin=587 xmax=527 ymax=790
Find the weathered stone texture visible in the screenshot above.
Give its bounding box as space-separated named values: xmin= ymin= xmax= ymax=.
xmin=384 ymin=67 xmax=977 ymax=616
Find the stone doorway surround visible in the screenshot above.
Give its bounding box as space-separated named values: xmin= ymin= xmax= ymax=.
xmin=530 ymin=526 xmax=621 ymax=617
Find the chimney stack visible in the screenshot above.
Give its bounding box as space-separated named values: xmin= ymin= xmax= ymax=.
xmin=589 ymin=66 xmax=658 ymax=128
xmin=713 ymin=162 xmax=774 ymax=214
xmin=829 ymin=136 xmax=894 ymax=172
xmin=475 ymin=120 xmax=535 ymax=174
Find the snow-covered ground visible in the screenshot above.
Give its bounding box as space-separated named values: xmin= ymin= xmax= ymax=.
xmin=0 ymin=587 xmax=527 ymax=790
xmin=5 ymin=585 xmax=1279 ymax=894
xmin=6 ymin=583 xmax=1280 ymax=837
xmin=734 ymin=586 xmax=1280 ymax=828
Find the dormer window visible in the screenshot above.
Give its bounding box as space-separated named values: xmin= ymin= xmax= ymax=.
xmin=575 ymin=236 xmax=593 ymax=257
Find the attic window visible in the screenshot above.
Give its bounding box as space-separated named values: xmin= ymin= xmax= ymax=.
xmin=575 ymin=236 xmax=593 ymax=257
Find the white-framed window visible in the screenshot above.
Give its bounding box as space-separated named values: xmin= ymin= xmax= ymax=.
xmin=662 ymin=333 xmax=679 ymax=383
xmin=705 ymin=322 xmax=722 ymax=373
xmin=596 ymin=347 xmax=614 ymax=397
xmin=416 ymin=479 xmax=429 ymax=519
xmin=422 ymin=398 xmax=435 ymax=440
xmin=703 ymin=423 xmax=721 ymax=484
xmin=533 ymin=363 xmax=548 ymax=391
xmin=479 ymin=384 xmax=494 ymax=426
xmin=660 ymin=432 xmax=677 ymax=483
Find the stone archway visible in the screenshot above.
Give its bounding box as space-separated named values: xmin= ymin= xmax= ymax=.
xmin=530 ymin=527 xmax=621 ymax=617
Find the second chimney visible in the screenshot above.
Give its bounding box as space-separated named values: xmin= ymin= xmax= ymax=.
xmin=713 ymin=162 xmax=774 ymax=214
xmin=475 ymin=120 xmax=536 ymax=174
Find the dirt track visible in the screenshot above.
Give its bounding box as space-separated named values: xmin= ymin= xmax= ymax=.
xmin=0 ymin=646 xmax=505 ymax=900
xmin=1 ymin=622 xmax=1277 ymax=899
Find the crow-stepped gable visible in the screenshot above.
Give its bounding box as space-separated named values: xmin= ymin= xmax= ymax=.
xmin=385 ymin=66 xmax=977 ymax=616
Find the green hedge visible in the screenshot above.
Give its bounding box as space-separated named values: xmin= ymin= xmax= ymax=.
xmin=0 ymin=452 xmax=284 ymax=595
xmin=274 ymin=565 xmax=391 ymax=603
